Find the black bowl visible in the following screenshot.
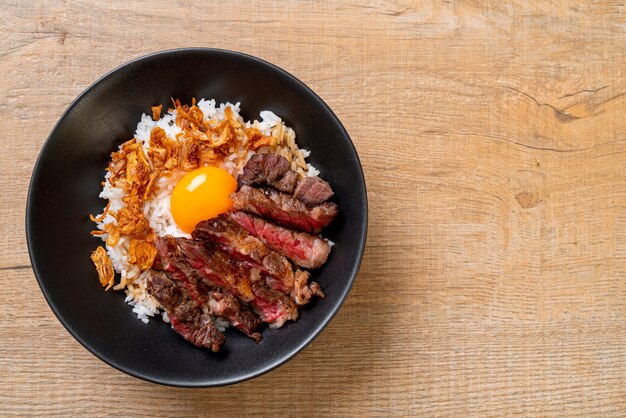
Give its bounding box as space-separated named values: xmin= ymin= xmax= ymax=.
xmin=26 ymin=48 xmax=367 ymax=387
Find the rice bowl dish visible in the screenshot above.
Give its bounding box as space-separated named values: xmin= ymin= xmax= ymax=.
xmin=27 ymin=48 xmax=366 ymax=383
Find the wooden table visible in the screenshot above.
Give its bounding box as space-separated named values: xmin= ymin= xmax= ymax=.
xmin=2 ymin=1 xmax=626 ymax=416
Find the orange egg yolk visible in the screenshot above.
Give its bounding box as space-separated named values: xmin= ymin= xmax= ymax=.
xmin=170 ymin=166 xmax=238 ymax=233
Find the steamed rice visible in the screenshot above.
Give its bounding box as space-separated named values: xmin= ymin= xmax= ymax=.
xmin=92 ymin=99 xmax=318 ymax=323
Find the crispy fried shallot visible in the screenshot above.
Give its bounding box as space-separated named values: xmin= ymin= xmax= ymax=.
xmin=148 ymin=126 xmax=180 ymax=176
xmin=151 ymin=104 xmax=162 ymax=121
xmin=89 ymin=200 xmax=111 ymax=223
xmin=245 ymin=127 xmax=276 ymax=151
xmin=128 ymin=239 xmax=158 ymax=270
xmin=90 ymin=246 xmax=115 ymax=290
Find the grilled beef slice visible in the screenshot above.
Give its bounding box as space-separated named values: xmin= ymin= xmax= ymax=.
xmin=273 ymin=170 xmax=299 ymax=194
xmin=193 ymin=215 xmax=295 ymax=293
xmin=176 ymin=238 xmax=298 ymax=327
xmin=146 ymin=270 xmax=225 ymax=352
xmin=293 ymin=176 xmax=334 ymax=206
xmin=231 ymin=185 xmax=338 ymax=234
xmin=250 ymin=281 xmax=299 ymax=328
xmin=238 ymin=153 xmax=299 ymax=193
xmin=176 ymin=238 xmax=255 ymax=302
xmin=230 ymin=211 xmax=331 ymax=269
xmin=292 ymin=269 xmax=324 ymax=306
xmin=155 ymin=236 xmax=211 ymax=305
xmin=208 ymin=291 xmax=262 ymax=342
xmin=155 ymin=236 xmax=262 ymax=341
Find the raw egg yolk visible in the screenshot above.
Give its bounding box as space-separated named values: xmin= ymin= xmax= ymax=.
xmin=170 ymin=166 xmax=237 ymax=233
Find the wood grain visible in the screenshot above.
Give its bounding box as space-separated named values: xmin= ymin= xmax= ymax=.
xmin=2 ymin=0 xmax=626 ymax=416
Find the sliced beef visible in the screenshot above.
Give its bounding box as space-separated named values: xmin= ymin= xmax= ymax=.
xmin=146 ymin=270 xmax=225 ymax=352
xmin=239 ymin=153 xmax=289 ymax=185
xmin=293 ymin=176 xmax=334 ymax=206
xmin=176 ymin=238 xmax=255 ymax=302
xmin=176 ymin=238 xmax=298 ymax=328
xmin=230 ymin=211 xmax=331 ymax=269
xmin=193 ymin=215 xmax=295 ymax=293
xmin=238 ymin=153 xmax=299 ymax=193
xmin=231 ymin=185 xmax=338 ymax=234
xmin=250 ymin=281 xmax=299 ymax=328
xmin=208 ymin=291 xmax=262 ymax=342
xmin=155 ymin=236 xmax=261 ymax=341
xmin=292 ymin=270 xmax=324 ymax=305
xmin=273 ymin=170 xmax=299 ymax=194
xmin=155 ymin=236 xmax=211 ymax=305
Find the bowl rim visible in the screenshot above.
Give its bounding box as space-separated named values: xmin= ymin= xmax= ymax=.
xmin=25 ymin=47 xmax=368 ymax=387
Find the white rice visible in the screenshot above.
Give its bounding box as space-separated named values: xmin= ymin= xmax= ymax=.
xmin=93 ymin=99 xmax=319 ymax=323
